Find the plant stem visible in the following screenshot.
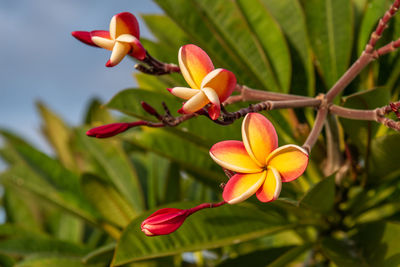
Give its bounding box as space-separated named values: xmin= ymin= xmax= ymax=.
xmin=329 ymin=105 xmax=378 ymax=121
xmin=325 ymin=53 xmax=374 ymax=102
xmin=302 ymin=107 xmax=328 ymax=153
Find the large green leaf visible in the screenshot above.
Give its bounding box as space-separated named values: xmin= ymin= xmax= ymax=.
xmin=112 ymin=202 xmax=293 ymax=266
xmin=0 ymin=236 xmax=90 ymax=257
xmin=302 ymin=0 xmax=353 ymax=88
xmin=129 ymin=128 xmax=224 ymax=186
xmin=77 ymin=129 xmax=145 ymax=213
xmin=353 ymin=221 xmax=400 ymax=266
xmin=1 ymin=164 xmax=99 ymax=224
xmin=15 ymin=257 xmax=102 ymax=267
xmin=299 ymin=176 xmax=335 ymax=214
xmin=81 ymin=174 xmax=136 ymax=228
xmin=339 ymin=87 xmax=391 ymax=156
xmin=37 ymin=102 xmax=77 ymax=170
xmin=261 ymin=0 xmax=315 ymax=95
xmin=320 ymin=237 xmax=366 ymax=267
xmin=217 ymin=245 xmax=309 ymax=267
xmin=369 ymin=133 xmax=400 ymax=182
xmin=154 ymin=0 xmax=266 ymax=89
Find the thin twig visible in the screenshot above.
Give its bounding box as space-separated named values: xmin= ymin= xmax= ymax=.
xmin=303 ymin=107 xmax=328 ymax=154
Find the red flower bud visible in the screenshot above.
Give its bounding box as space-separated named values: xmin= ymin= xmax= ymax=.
xmin=86 ymin=121 xmax=147 ymax=138
xmin=141 ymin=208 xmax=189 ymax=236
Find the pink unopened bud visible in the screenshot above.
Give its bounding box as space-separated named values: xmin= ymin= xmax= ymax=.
xmin=141 ymin=201 xmax=226 ymax=236
xmin=141 ymin=101 xmax=158 ymax=116
xmin=141 ymin=208 xmax=189 ymax=236
xmin=86 ymin=121 xmax=147 ymax=138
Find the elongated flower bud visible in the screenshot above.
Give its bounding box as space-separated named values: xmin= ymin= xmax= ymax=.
xmin=86 ymin=122 xmax=146 ymax=138
xmin=141 ymin=208 xmax=189 ymax=236
xmin=141 ymin=201 xmax=226 ymax=236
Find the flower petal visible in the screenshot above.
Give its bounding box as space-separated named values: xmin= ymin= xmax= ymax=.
xmin=91 ymin=36 xmax=115 ymax=51
xmin=115 ymin=34 xmax=146 ymax=60
xmin=256 ymin=167 xmax=282 ymax=202
xmin=201 ymin=68 xmax=236 ymax=102
xmin=202 ymin=87 xmax=220 ymax=120
xmin=181 ymin=91 xmax=209 ymax=113
xmin=106 ymin=42 xmax=130 ymax=67
xmin=168 ymin=87 xmax=199 ymax=100
xmin=209 ymin=140 xmax=262 ymax=173
xmin=223 ymin=172 xmax=266 ymax=204
xmin=178 ymin=44 xmax=214 ymax=89
xmin=266 ymin=145 xmax=309 ymax=182
xmin=71 ymin=31 xmax=97 ymax=47
xmin=242 ymin=113 xmax=278 ymax=166
xmin=109 ymin=12 xmax=140 ymax=40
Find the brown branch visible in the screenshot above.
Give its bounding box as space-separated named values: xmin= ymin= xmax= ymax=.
xmin=325 ymin=0 xmax=400 ymax=103
xmin=302 ymin=107 xmax=328 ymax=154
xmin=329 ymin=105 xmax=378 ymax=121
xmin=134 ymin=51 xmax=180 ymax=75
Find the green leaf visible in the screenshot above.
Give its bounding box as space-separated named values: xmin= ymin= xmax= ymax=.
xmin=356 ymin=202 xmax=400 ymax=224
xmin=353 ymin=221 xmax=400 ymax=266
xmin=299 ymin=176 xmax=335 ymax=213
xmin=77 ymin=129 xmax=145 ymax=213
xmin=302 ymin=0 xmax=353 ymax=88
xmin=320 ymin=237 xmax=366 ymax=267
xmin=112 ymin=202 xmax=292 ymax=266
xmin=261 ymin=0 xmax=315 ymax=95
xmin=129 ymin=129 xmax=224 ymax=187
xmin=339 ymin=87 xmax=391 ymax=156
xmin=369 ymin=133 xmax=400 ymax=181
xmin=82 ymin=243 xmax=116 ymax=264
xmin=154 ymin=0 xmax=266 ymax=89
xmin=106 ymin=88 xmax=181 ymax=121
xmin=0 ymin=236 xmax=90 ymax=257
xmin=15 ymin=256 xmax=103 ymax=267
xmin=1 ymin=164 xmax=99 ymax=225
xmin=83 ymin=98 xmax=113 ymax=125
xmin=36 ymin=102 xmax=77 ymax=170
xmin=81 ymin=174 xmax=136 ymax=228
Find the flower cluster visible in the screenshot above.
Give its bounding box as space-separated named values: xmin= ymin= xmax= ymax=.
xmin=73 ymin=12 xmax=309 ymax=237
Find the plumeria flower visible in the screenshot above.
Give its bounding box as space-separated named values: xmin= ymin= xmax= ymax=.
xmin=209 ymin=113 xmax=309 ymax=204
xmin=168 ymin=44 xmax=236 ymax=120
xmin=72 ymin=12 xmax=146 ymax=67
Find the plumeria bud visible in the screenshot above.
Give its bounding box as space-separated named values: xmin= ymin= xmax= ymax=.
xmin=141 ymin=201 xmax=226 ymax=236
xmin=86 ymin=121 xmax=146 ymax=138
xmin=141 ymin=101 xmax=158 ymax=116
xmin=72 ymin=12 xmax=146 ymax=67
xmin=141 ymin=208 xmax=190 ymax=236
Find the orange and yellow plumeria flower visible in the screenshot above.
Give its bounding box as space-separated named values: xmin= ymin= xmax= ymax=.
xmin=72 ymin=12 xmax=146 ymax=67
xmin=168 ymin=44 xmax=236 ymax=120
xmin=209 ymin=113 xmax=309 ymax=204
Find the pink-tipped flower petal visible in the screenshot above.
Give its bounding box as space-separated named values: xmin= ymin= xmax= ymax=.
xmin=141 ymin=208 xmax=189 ymax=236
xmin=201 ymin=68 xmax=236 ymax=102
xmin=71 ymin=31 xmax=97 ymax=47
xmin=128 ymin=36 xmax=146 ymax=60
xmin=256 ymin=167 xmax=282 ymax=202
xmin=266 ymin=145 xmax=309 ymax=182
xmin=242 ymin=113 xmax=278 ymax=167
xmin=109 ymin=12 xmax=140 ymax=40
xmin=209 ymin=140 xmax=262 ymax=173
xmin=179 ymin=44 xmax=214 ymax=89
xmin=223 ymin=172 xmax=266 ymax=204
xmin=168 ymin=87 xmax=199 ymax=100
xmin=202 ymin=87 xmax=220 ymax=120
xmin=181 ymin=91 xmax=209 ymax=113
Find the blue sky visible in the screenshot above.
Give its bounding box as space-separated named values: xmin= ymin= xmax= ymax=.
xmin=0 ymin=0 xmax=162 ymax=159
